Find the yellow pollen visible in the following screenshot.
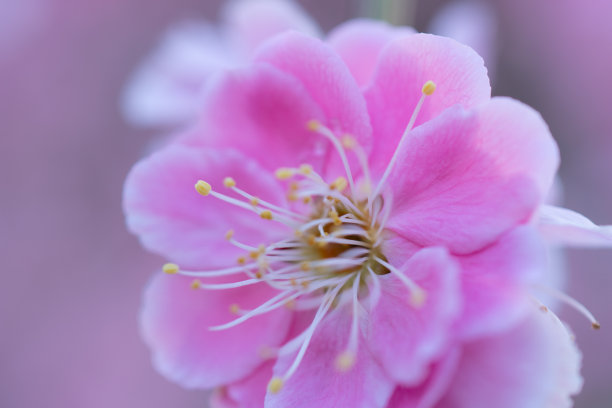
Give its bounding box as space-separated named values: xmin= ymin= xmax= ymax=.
xmin=299 ymin=164 xmax=313 ymax=175
xmin=307 ymin=119 xmax=321 ymax=132
xmin=285 ymin=299 xmax=296 ymax=310
xmin=330 ymin=176 xmax=348 ymax=191
xmin=275 ymin=168 xmax=294 ymax=180
xmin=195 ymin=180 xmax=212 ymax=196
xmin=300 ymin=261 xmax=311 ymax=271
xmin=237 ymin=256 xmax=246 ymax=265
xmin=289 ymin=181 xmax=299 ymax=191
xmin=287 ymin=193 xmax=298 ymax=202
xmin=190 ymin=279 xmax=201 ymax=290
xmin=302 ymin=196 xmax=312 ymax=204
xmin=255 ymin=271 xmax=263 ymax=279
xmin=260 ymin=210 xmax=273 ymax=220
xmin=422 ymin=80 xmax=436 ymax=96
xmin=409 ymin=288 xmax=427 ymax=308
xmin=335 ymin=351 xmax=356 ymax=372
xmin=229 ymin=303 xmax=240 ymax=314
xmin=301 ymin=281 xmax=310 ymax=289
xmin=225 ymin=229 xmax=234 ymax=240
xmin=268 ymin=377 xmax=284 ymax=394
xmin=250 ymin=197 xmax=260 ymax=206
xmin=162 ymin=263 xmax=179 ymax=274
xmin=249 ymin=250 xmax=260 ymax=259
xmin=223 ymin=177 xmax=236 ymax=188
xmin=341 ymin=134 xmax=356 ymax=149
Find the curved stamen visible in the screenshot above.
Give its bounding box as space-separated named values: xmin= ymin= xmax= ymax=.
xmin=532 ymin=284 xmax=601 ymax=329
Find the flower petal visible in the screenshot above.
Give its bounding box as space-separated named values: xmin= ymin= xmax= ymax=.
xmin=368 ymin=247 xmax=461 ymax=385
xmin=124 ymin=144 xmax=287 ymax=269
xmin=223 ymin=0 xmax=321 ymax=57
xmin=266 ymin=308 xmax=394 ymax=408
xmin=537 ymin=204 xmax=612 ymax=247
xmin=211 ymin=361 xmax=275 ymax=408
xmin=386 ymin=348 xmax=462 ymax=408
xmin=386 ymin=98 xmax=559 ymax=254
xmin=141 ymin=273 xmax=293 ymax=389
xmin=455 ymin=226 xmax=546 ymax=340
xmin=438 ymin=307 xmax=583 ymax=408
xmin=184 ymin=63 xmax=328 ymax=173
xmin=255 ymin=31 xmax=372 ymax=150
xmin=327 ymin=19 xmax=414 ymax=87
xmin=364 ymin=33 xmax=491 ymax=173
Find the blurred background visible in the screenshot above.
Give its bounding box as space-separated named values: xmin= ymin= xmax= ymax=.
xmin=1 ymin=0 xmax=611 ymax=407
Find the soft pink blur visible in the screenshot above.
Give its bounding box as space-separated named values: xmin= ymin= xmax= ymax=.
xmin=1 ymin=1 xmax=610 ymax=407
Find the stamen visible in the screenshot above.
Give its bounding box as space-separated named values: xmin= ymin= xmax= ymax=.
xmin=335 ymin=271 xmax=362 ymax=372
xmin=162 ymin=263 xmax=179 ymax=274
xmin=307 ymin=120 xmax=356 ymax=195
xmin=195 ymin=180 xmax=212 ymax=196
xmin=369 ymin=81 xmax=436 ymax=208
xmin=533 ymin=284 xmax=600 ymax=329
xmin=374 ymin=256 xmax=427 ymax=308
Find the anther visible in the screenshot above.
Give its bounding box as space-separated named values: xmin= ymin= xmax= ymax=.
xmin=285 ymin=299 xmax=296 ymax=310
xmin=162 ymin=263 xmax=179 ymax=274
xmin=195 ymin=180 xmax=212 ymax=196
xmin=409 ymin=287 xmax=427 ymax=308
xmin=335 ymin=351 xmax=356 ymax=372
xmin=341 ymin=135 xmax=356 ymax=149
xmin=190 ymin=279 xmax=201 ymax=289
xmin=300 ymin=261 xmax=311 ymax=271
xmin=299 ymin=164 xmax=313 ymax=175
xmin=223 ymin=177 xmax=236 ymax=188
xmin=302 ymin=196 xmax=312 ymax=204
xmin=250 ymin=197 xmax=260 ymax=206
xmin=307 ymin=119 xmax=321 ymax=132
xmin=260 ymin=210 xmax=273 ymax=220
xmin=229 ymin=304 xmax=240 ymax=314
xmin=237 ymin=256 xmax=246 ymax=265
xmin=422 ymin=80 xmax=436 ymax=96
xmin=225 ymin=230 xmax=234 ymax=240
xmin=330 ymin=177 xmax=348 ymax=191
xmin=275 ymin=168 xmax=294 ymax=180
xmin=267 ymin=377 xmax=284 ymax=394
xmin=592 ymin=322 xmax=601 ymax=330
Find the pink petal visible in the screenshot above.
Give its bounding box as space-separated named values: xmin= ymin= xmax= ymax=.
xmin=122 ymin=22 xmax=237 ymax=127
xmin=438 ymin=307 xmax=583 ymax=408
xmin=455 ymin=226 xmax=546 ymax=340
xmin=266 ymin=308 xmax=394 ymax=408
xmin=141 ymin=273 xmax=293 ymax=389
xmin=184 ymin=63 xmax=328 ymax=173
xmin=327 ymin=19 xmax=414 ymax=87
xmin=223 ymin=0 xmax=321 ymax=57
xmin=537 ymin=204 xmax=612 ymax=247
xmin=123 ymin=144 xmax=287 ymax=269
xmin=386 ymin=98 xmax=559 ymax=254
xmin=368 ymin=247 xmax=461 ymax=385
xmin=387 ymin=348 xmax=462 ymax=408
xmin=211 ymin=361 xmax=275 ymax=408
xmin=364 ymin=33 xmax=491 ymax=174
xmin=255 ymin=32 xmax=372 ymax=156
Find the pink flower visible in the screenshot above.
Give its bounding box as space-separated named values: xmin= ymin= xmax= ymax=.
xmin=124 ymin=20 xmax=611 ymax=408
xmin=122 ymin=0 xmax=320 ymax=128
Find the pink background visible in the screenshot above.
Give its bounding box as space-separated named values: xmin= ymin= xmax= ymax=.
xmin=1 ymin=0 xmax=610 ymax=407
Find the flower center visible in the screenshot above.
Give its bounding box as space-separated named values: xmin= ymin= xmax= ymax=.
xmin=161 ymin=80 xmax=438 ymax=393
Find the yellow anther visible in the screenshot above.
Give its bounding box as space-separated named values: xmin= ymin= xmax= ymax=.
xmin=267 ymin=377 xmax=284 ymax=394
xmin=249 ymin=250 xmax=260 ymax=260
xmin=307 ymin=119 xmax=321 ymax=132
xmin=290 ymin=278 xmax=297 ymax=287
xmin=287 ymin=193 xmax=298 ymax=202
xmin=260 ymin=210 xmax=273 ymax=220
xmin=341 ymin=134 xmax=356 ymax=149
xmin=275 ymin=168 xmax=294 ymax=180
xmin=330 ymin=176 xmax=348 ymax=191
xmin=335 ymin=351 xmax=356 ymax=372
xmin=229 ymin=303 xmax=240 ymax=315
xmin=285 ymin=299 xmax=296 ymax=310
xmin=409 ymin=287 xmax=427 ymax=308
xmin=422 ymin=80 xmax=436 ymax=96
xmin=190 ymin=279 xmax=201 ymax=290
xmin=195 ymin=180 xmax=212 ymax=196
xmin=237 ymin=256 xmax=247 ymax=265
xmin=225 ymin=229 xmax=234 ymax=240
xmin=223 ymin=177 xmax=236 ymax=188
xmin=301 ymin=281 xmax=310 ymax=289
xmin=250 ymin=197 xmax=260 ymax=206
xmin=255 ymin=271 xmax=263 ymax=279
xmin=302 ymin=196 xmax=312 ymax=204
xmin=592 ymin=322 xmax=601 ymax=330
xmin=329 ymin=209 xmax=342 ymax=226
xmin=300 ymin=261 xmax=311 ymax=271
xmin=289 ymin=181 xmax=299 ymax=191
xmin=162 ymin=263 xmax=179 ymax=274
xmin=299 ymin=164 xmax=313 ymax=175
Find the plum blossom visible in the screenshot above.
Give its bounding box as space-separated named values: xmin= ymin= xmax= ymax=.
xmin=124 ymin=17 xmax=612 ymax=408
xmin=122 ymin=0 xmax=319 ymax=128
